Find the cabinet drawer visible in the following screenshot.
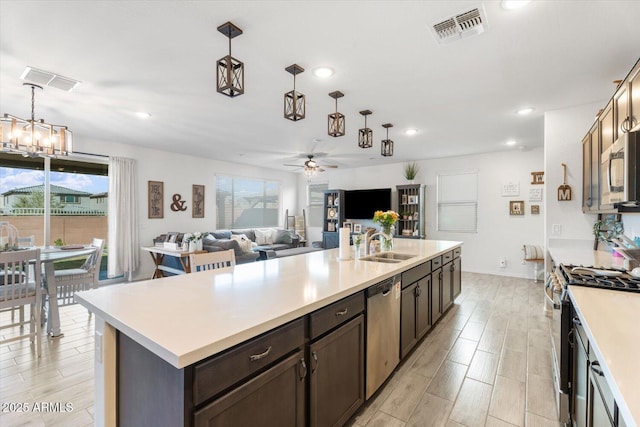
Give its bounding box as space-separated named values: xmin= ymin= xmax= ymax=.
xmin=193 ymin=318 xmax=305 ymax=406
xmin=453 ymin=247 xmax=461 ymax=258
xmin=431 ymin=256 xmax=442 ymax=270
xmin=309 ymin=292 xmax=364 ymax=340
xmin=442 ymin=251 xmax=454 ymax=263
xmin=402 ymin=261 xmax=431 ymax=288
xmin=589 ymin=356 xmax=615 ymax=420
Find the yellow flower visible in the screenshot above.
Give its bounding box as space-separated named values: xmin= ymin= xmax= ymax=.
xmin=372 ymin=210 xmax=399 ymax=227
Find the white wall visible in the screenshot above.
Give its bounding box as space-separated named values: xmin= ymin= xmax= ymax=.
xmin=543 ymin=101 xmax=604 ymax=252
xmin=79 ymin=139 xmax=298 ymax=280
xmin=302 ymin=148 xmax=545 ymax=278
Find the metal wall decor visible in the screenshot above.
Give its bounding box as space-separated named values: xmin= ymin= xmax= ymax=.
xmin=327 ymin=91 xmax=345 ymax=137
xmin=284 ymin=64 xmax=305 ymax=121
xmin=381 ymin=123 xmax=394 ymax=157
xmin=1 ymin=83 xmax=72 ymax=157
xmin=358 ymin=110 xmax=373 ymax=148
xmin=216 ymin=21 xmax=244 ymax=97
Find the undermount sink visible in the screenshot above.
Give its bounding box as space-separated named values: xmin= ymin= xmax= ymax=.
xmin=359 ymin=252 xmax=416 ymax=263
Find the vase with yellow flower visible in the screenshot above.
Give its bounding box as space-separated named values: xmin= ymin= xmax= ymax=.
xmin=372 ymin=210 xmax=399 ymax=251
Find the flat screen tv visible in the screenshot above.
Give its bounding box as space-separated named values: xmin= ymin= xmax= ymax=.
xmin=344 ymin=188 xmax=392 ymax=219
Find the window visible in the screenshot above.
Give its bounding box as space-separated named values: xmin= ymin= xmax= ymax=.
xmin=437 ymin=170 xmax=478 ymax=233
xmin=61 ymin=195 xmax=80 ymax=204
xmin=215 ymin=175 xmax=280 ymax=229
xmin=308 ymin=183 xmax=328 ymax=227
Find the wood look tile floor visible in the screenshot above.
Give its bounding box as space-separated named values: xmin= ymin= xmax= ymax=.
xmin=0 ymin=273 xmax=561 ymax=427
xmin=350 ymin=272 xmax=561 ymax=427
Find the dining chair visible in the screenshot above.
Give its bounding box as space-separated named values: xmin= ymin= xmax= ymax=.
xmin=0 ymin=235 xmax=35 ymax=323
xmin=53 ymin=238 xmax=105 ymax=306
xmin=0 ymin=248 xmax=42 ymax=357
xmin=189 ymin=249 xmax=236 ymax=273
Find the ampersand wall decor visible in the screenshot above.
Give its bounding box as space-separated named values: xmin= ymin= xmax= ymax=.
xmin=170 ymin=193 xmax=187 ymax=212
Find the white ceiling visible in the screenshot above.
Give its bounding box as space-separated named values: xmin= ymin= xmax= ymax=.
xmin=1 ymin=1 xmax=639 ymax=172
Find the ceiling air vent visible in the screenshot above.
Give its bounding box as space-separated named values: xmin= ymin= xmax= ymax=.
xmin=431 ymin=4 xmax=488 ymax=44
xmin=20 ymin=66 xmax=81 ymax=92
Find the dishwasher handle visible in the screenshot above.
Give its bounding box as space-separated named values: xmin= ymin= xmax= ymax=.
xmin=367 ymin=276 xmax=397 ymax=298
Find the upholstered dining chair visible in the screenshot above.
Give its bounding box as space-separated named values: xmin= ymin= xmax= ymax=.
xmin=53 ymin=238 xmax=104 ymax=307
xmin=0 ymin=248 xmax=42 ymax=357
xmin=189 ymin=249 xmax=236 ymax=274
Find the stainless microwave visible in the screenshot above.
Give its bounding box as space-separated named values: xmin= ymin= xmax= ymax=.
xmin=600 ymin=131 xmax=640 ymax=210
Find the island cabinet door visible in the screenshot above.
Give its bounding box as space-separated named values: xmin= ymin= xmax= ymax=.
xmin=452 ymin=257 xmax=462 ymax=299
xmin=416 ymin=275 xmax=432 ymax=339
xmin=400 ymin=282 xmax=418 ymax=358
xmin=441 ymin=262 xmax=453 ymax=312
xmin=309 ymin=314 xmax=365 ymax=427
xmin=193 ymin=351 xmax=306 ymax=427
xmin=431 ymin=268 xmax=442 ymax=325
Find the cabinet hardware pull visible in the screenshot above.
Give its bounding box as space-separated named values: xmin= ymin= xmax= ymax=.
xmin=299 ymin=358 xmax=307 ymax=380
xmin=415 ymin=285 xmax=421 ymax=297
xmin=311 ymin=351 xmax=318 ymax=374
xmin=249 ymin=346 xmax=272 ymax=361
xmin=450 ymin=264 xmax=455 ymax=272
xmin=591 ymin=362 xmax=604 ymax=377
xmin=568 ymin=329 xmax=575 ymax=347
xmin=335 ymin=308 xmax=348 ymax=316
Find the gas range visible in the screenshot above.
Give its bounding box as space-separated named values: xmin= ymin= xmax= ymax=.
xmin=558 ymin=264 xmax=640 ymax=293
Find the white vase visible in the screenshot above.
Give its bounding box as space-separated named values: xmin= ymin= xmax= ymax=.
xmin=189 ymin=241 xmax=196 ymax=252
xmin=197 ymin=240 xmax=203 ymax=251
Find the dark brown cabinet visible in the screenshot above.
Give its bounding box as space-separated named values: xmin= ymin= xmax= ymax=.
xmin=452 ymin=256 xmax=462 ymax=299
xmin=630 ymin=61 xmax=640 ymax=132
xmin=582 ymin=122 xmax=600 ymax=212
xmin=441 ymin=262 xmax=453 ymax=312
xmin=308 ymin=315 xmax=365 ymax=427
xmin=194 ymin=351 xmax=306 ymax=427
xmin=400 ymin=267 xmax=432 ymax=358
xmin=323 ymin=189 xmax=345 ymax=249
xmin=396 ymin=184 xmax=423 ymax=239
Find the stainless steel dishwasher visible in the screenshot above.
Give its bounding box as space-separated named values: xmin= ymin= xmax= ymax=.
xmin=366 ymin=275 xmax=401 ymax=399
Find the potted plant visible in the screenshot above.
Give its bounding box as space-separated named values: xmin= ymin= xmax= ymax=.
xmin=593 ymin=217 xmax=623 ymax=251
xmin=403 ymin=162 xmax=419 ymax=183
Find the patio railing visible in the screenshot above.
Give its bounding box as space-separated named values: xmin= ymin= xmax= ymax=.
xmin=0 ymin=207 xmax=107 ymax=216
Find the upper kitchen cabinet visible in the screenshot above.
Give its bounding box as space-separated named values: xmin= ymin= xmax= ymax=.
xmin=582 ymin=122 xmax=600 ymax=212
xmin=614 ymin=80 xmax=629 ymax=138
xmin=600 ymin=100 xmax=615 ymax=154
xmin=629 ymin=60 xmax=640 ymax=132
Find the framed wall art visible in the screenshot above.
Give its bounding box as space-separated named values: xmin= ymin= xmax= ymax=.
xmin=148 ymin=181 xmax=164 ymax=219
xmin=531 ymin=204 xmax=540 ymax=214
xmin=509 ymin=200 xmax=524 ymax=215
xmin=408 ymin=195 xmax=418 ymax=205
xmin=192 ymin=184 xmax=205 ymax=218
xmin=343 ymin=221 xmax=352 ymax=231
xmin=353 ymin=224 xmax=362 ymax=233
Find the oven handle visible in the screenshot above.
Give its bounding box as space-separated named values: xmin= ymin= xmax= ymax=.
xmin=544 ymin=273 xmax=561 ymax=309
xmin=608 ymin=150 xmax=614 ymax=192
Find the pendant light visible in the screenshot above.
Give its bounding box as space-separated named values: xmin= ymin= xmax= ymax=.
xmin=358 ymin=110 xmax=373 ymax=148
xmin=1 ymin=83 xmax=72 ymax=157
xmin=216 ymin=21 xmax=244 ymax=97
xmin=284 ymin=64 xmax=305 ymax=121
xmin=381 ymin=123 xmax=394 ymax=157
xmin=327 ymin=91 xmax=345 ymax=137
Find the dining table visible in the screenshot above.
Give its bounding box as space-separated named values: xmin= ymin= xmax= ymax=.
xmin=40 ymin=246 xmax=97 ymax=337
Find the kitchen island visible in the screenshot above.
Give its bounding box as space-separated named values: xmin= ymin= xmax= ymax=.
xmin=77 ymin=239 xmax=462 ymax=427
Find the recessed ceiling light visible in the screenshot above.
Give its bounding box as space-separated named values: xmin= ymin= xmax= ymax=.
xmin=312 ymin=67 xmax=334 ymax=78
xmin=516 ymin=107 xmax=535 ymax=115
xmin=405 ymin=128 xmax=418 ymax=136
xmin=501 ymin=0 xmax=531 ymax=10
xmin=505 ymin=140 xmax=517 ymax=146
xmin=136 ymin=112 xmax=152 ymax=119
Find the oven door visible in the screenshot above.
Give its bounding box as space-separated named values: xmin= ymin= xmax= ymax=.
xmin=547 ymin=273 xmax=571 ymax=424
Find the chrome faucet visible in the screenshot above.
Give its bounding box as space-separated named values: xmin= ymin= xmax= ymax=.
xmin=365 ymin=231 xmax=390 ymax=256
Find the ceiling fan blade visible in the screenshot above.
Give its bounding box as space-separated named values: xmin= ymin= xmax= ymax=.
xmin=322 ymin=164 xmax=338 ymax=168
xmin=283 ymin=164 xmax=303 ymax=168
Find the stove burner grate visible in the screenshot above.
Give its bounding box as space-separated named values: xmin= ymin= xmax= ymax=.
xmin=559 ymin=264 xmax=640 ymax=293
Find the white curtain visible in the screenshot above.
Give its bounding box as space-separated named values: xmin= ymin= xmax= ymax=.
xmin=108 ymin=156 xmax=139 ymax=280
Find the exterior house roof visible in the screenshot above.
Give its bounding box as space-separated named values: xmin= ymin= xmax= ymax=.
xmin=2 ymin=184 xmax=92 ymax=197
xmin=89 ymin=192 xmax=108 ymax=199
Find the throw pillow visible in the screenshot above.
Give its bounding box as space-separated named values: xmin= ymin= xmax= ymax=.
xmin=255 ymin=228 xmax=274 ymax=245
xmin=208 ymin=239 xmax=242 ymax=257
xmin=274 ymin=229 xmax=293 ymax=245
xmin=231 ymin=234 xmax=253 ymax=253
xmin=211 ymin=231 xmax=232 ymax=239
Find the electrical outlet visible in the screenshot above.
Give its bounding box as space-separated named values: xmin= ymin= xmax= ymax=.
xmin=499 ymin=258 xmax=506 ymax=268
xmin=552 ymin=224 xmax=562 ymax=236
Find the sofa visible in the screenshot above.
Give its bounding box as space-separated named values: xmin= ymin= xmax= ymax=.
xmin=156 ymin=228 xmax=301 ymax=273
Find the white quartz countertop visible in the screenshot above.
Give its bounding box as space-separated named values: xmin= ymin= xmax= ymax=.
xmin=76 ymin=239 xmax=461 ymax=369
xmin=547 ymin=246 xmax=626 ymax=270
xmin=568 ymin=286 xmax=639 ymax=427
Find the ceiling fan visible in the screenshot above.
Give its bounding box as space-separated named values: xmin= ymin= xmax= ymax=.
xmin=284 ymin=155 xmax=338 ymax=174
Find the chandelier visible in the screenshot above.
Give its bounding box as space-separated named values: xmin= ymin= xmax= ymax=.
xmin=1 ymin=83 xmax=72 ymax=157
xmin=381 ymin=123 xmax=394 ymax=157
xmin=284 ymin=64 xmax=305 ymax=121
xmin=358 ymin=110 xmax=373 ymax=148
xmin=327 ymin=91 xmax=345 ymax=137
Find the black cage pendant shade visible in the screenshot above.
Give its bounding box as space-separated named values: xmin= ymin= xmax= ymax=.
xmin=216 ymin=22 xmax=244 ymax=98
xmin=328 ymin=91 xmax=345 ymax=137
xmin=284 ymin=64 xmax=305 ymax=121
xmin=358 ymin=110 xmax=373 ymax=148
xmin=381 ymin=123 xmax=394 ymax=157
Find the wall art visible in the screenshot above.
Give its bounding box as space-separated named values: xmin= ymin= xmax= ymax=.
xmin=148 ymin=181 xmax=164 ymax=219
xmin=192 ymin=185 xmax=205 ymax=218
